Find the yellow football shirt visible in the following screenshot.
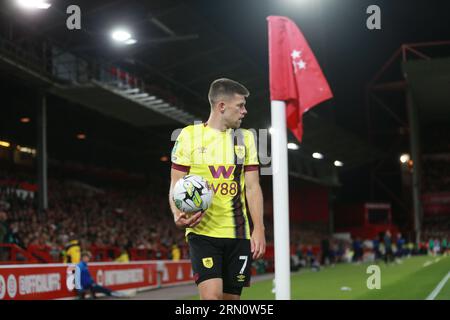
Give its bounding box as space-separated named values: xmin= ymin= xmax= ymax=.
xmin=171 ymin=123 xmax=259 ymax=240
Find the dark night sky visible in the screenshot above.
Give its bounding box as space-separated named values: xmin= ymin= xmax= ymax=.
xmin=186 ymin=0 xmax=450 ymax=209
xmin=191 ymin=0 xmax=450 ymax=136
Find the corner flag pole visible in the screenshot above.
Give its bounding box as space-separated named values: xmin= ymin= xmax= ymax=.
xmin=268 ymin=15 xmax=333 ymax=300
xmin=271 ymin=100 xmax=291 ymax=300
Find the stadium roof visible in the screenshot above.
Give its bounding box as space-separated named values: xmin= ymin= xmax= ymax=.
xmin=0 ymin=1 xmax=389 ymax=177
xmin=403 ymin=57 xmax=450 ymax=124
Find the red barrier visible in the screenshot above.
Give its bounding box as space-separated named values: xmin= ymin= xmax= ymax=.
xmin=128 ymin=247 xmax=170 ymax=261
xmin=1 ymin=244 xmax=183 ymax=264
xmin=129 ymin=248 xmax=155 ymax=260
xmin=90 ymin=246 xmax=120 ymax=262
xmin=0 ymin=244 xmax=38 ymax=264
xmin=27 ymin=245 xmax=57 ymax=263
xmin=0 ymin=260 xmax=193 ymax=300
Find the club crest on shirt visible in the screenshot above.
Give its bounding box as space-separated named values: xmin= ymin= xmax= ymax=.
xmin=202 ymin=257 xmax=214 ymax=269
xmin=196 ymin=146 xmax=207 ymax=154
xmin=234 ymin=145 xmax=245 ymax=159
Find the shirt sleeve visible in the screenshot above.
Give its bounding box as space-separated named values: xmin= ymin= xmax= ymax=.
xmin=244 ymin=130 xmax=259 ymax=171
xmin=171 ymin=127 xmax=191 ymax=172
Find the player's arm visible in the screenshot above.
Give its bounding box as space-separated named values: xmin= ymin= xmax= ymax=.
xmin=245 ymin=169 xmax=266 ymax=260
xmin=169 ymin=127 xmax=205 ymax=228
xmin=169 ymin=167 xmax=187 ymax=221
xmin=169 ymin=167 xmax=204 ymax=229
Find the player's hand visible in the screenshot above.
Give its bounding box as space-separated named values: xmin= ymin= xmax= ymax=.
xmin=188 ymin=210 xmax=205 ymax=228
xmin=174 ymin=210 xmax=205 ymax=229
xmin=251 ymin=227 xmax=266 ymax=260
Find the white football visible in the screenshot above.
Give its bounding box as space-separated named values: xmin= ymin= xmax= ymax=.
xmin=172 ymin=175 xmax=213 ymax=213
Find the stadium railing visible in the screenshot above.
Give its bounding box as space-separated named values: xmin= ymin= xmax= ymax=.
xmin=90 ymin=246 xmax=121 ymax=262
xmin=28 ymin=244 xmax=59 ymax=263
xmin=0 ymin=244 xmax=38 ymax=264
xmin=0 ymin=244 xmax=175 ymax=264
xmin=129 ymin=246 xmax=170 ymax=261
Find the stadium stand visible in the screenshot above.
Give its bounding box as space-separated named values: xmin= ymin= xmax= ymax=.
xmin=0 ymin=165 xmax=186 ymax=264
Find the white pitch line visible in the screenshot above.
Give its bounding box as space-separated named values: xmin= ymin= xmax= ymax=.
xmin=423 ymin=261 xmax=433 ymax=267
xmin=426 ymin=271 xmax=450 ymax=300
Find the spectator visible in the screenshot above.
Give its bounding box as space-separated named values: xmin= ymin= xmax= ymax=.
xmin=75 ymin=251 xmax=123 ymax=299
xmin=396 ymin=233 xmax=405 ymax=258
xmin=406 ymin=240 xmax=414 ymax=257
xmin=337 ymin=240 xmax=345 ymax=263
xmin=4 ymin=221 xmax=24 ymax=249
xmin=295 ymin=244 xmax=306 ymax=267
xmin=383 ymin=230 xmax=393 ymax=264
xmin=305 ymin=245 xmax=320 ymax=271
xmin=0 ymin=211 xmax=7 ymax=243
xmin=171 ymin=243 xmax=181 ymax=261
xmin=352 ymin=237 xmax=363 ymax=263
xmin=362 ymin=239 xmax=374 ymax=262
xmin=442 ymin=237 xmax=448 ymax=255
xmin=428 ymin=238 xmax=435 ymax=256
xmin=115 ymin=247 xmax=130 ymax=263
xmin=373 ymin=237 xmax=381 ymax=261
xmin=433 ymin=239 xmax=440 ymax=256
xmin=0 ymin=211 xmax=8 ymax=261
xmin=320 ymin=237 xmax=330 ymax=266
xmin=63 ymin=237 xmax=81 ymax=264
xmin=329 ymin=241 xmax=337 ymax=266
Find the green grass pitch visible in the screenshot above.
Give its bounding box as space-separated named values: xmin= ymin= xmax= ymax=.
xmin=183 ymin=255 xmax=450 ymax=300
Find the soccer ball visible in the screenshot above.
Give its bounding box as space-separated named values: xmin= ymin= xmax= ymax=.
xmin=172 ymin=175 xmax=213 ymax=213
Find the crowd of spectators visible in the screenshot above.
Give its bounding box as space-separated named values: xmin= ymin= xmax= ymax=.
xmin=422 ymin=215 xmax=450 ymax=257
xmin=0 ymin=169 xmax=187 ymax=262
xmin=290 ymin=228 xmax=449 ymax=272
xmin=1 ymin=167 xmax=449 ymax=269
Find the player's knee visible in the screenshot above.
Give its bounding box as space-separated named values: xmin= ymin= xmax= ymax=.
xmin=223 ymin=293 xmax=240 ymax=300
xmin=200 ymin=292 xmax=223 ymax=300
xmin=198 ymin=277 xmax=223 ymax=300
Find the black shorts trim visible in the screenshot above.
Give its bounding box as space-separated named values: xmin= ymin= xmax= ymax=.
xmin=223 ymin=286 xmax=243 ymax=296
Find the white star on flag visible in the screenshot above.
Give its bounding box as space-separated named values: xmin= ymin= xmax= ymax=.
xmin=297 ymin=60 xmax=306 ymax=70
xmin=291 ymin=50 xmax=301 ymax=59
xmin=291 ymin=49 xmax=306 ymax=73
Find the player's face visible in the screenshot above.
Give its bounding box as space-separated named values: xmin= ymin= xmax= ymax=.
xmin=223 ymin=94 xmax=247 ymax=129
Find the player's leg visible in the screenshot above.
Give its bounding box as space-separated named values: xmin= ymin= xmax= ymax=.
xmin=91 ymin=283 xmax=113 ymax=296
xmin=223 ymin=292 xmax=241 ymax=300
xmin=187 ymin=233 xmax=224 ymax=300
xmin=222 ymin=238 xmax=252 ymax=300
xmin=89 ymin=286 xmax=97 ymax=299
xmin=77 ymin=289 xmax=86 ymax=299
xmin=198 ymin=278 xmax=223 ymax=300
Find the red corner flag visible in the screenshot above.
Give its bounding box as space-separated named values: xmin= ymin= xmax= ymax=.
xmin=268 ymin=16 xmax=333 ymax=142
